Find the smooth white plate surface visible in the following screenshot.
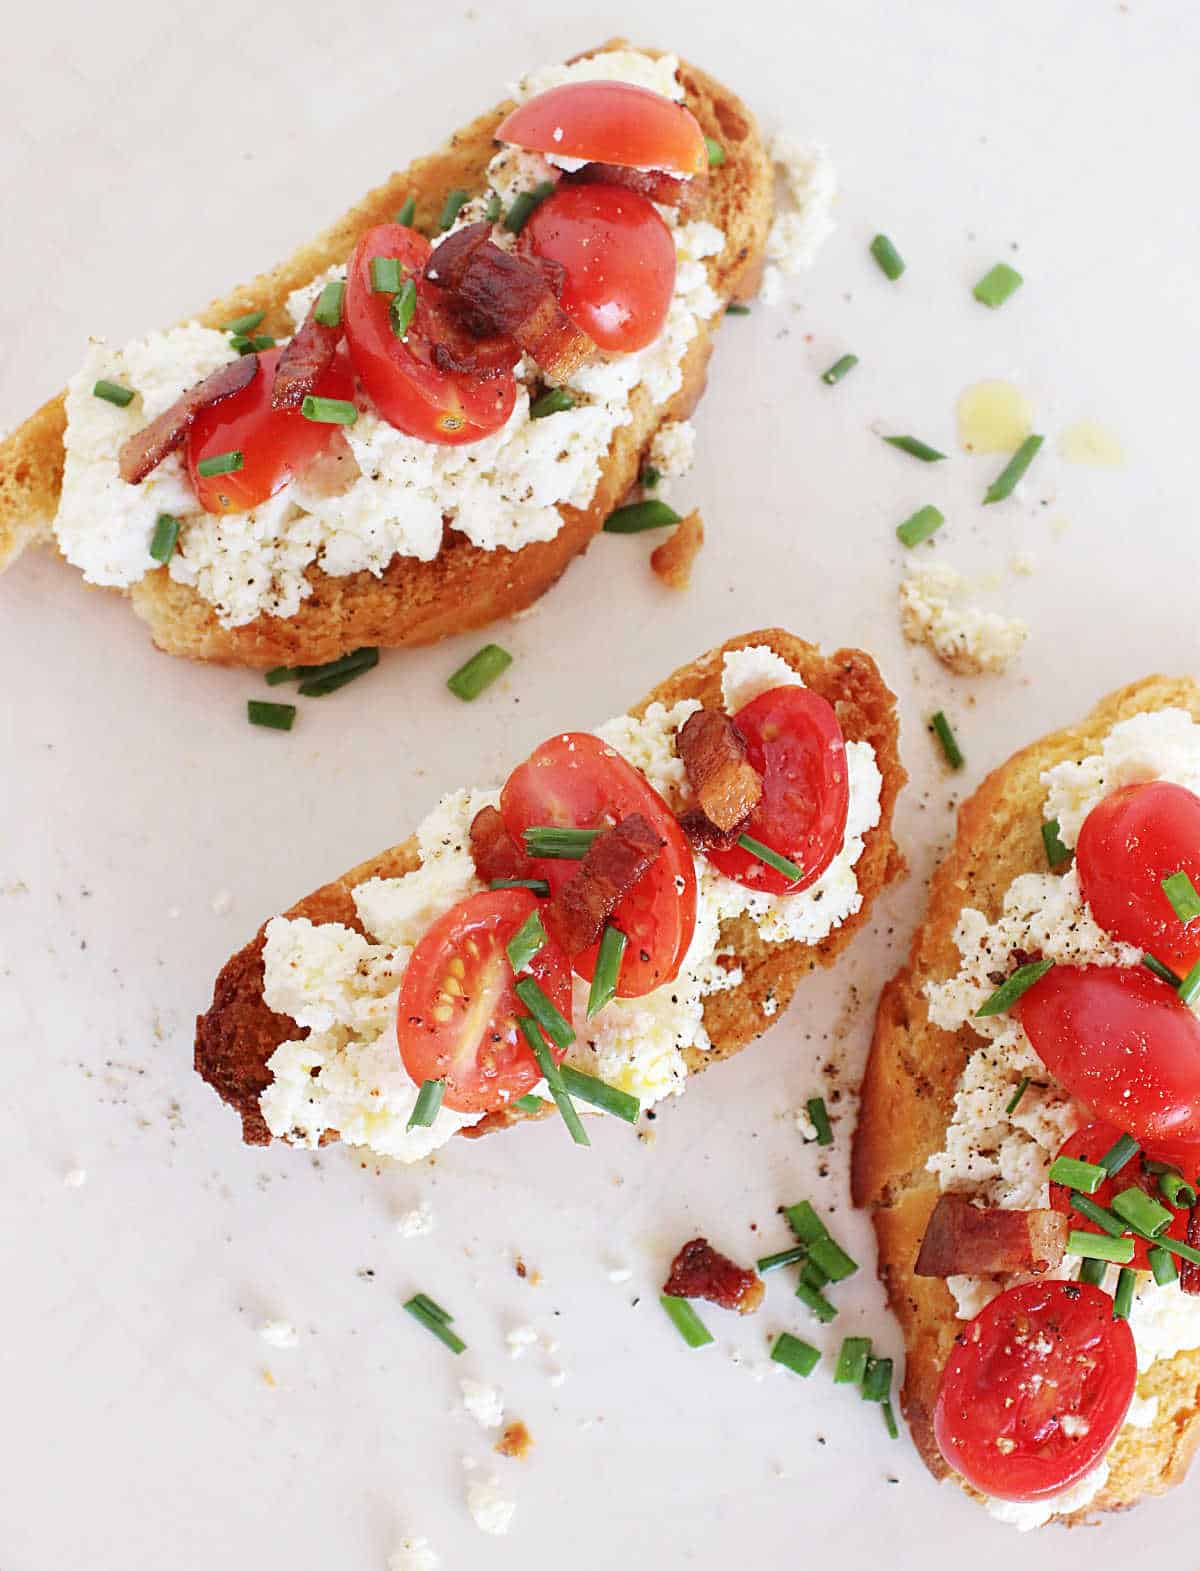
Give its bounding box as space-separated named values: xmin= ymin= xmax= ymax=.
xmin=3 ymin=1 xmax=1199 ymax=1565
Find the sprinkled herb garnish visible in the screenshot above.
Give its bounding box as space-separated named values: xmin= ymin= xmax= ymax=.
xmin=930 ymin=710 xmax=964 ymax=770
xmin=1163 ymin=871 xmax=1200 ymax=925
xmin=489 ymin=877 xmax=551 ymax=897
xmin=447 ymin=644 xmax=512 ymax=701
xmin=660 ymin=1294 xmax=713 ymax=1348
xmin=1143 ymin=952 xmax=1182 ymax=987
xmin=896 ymin=505 xmax=945 ymax=548
xmin=587 ymin=925 xmax=626 ymax=1019
xmin=93 ymin=379 xmax=136 ymax=407
xmin=861 ymin=1355 xmax=893 ymax=1403
xmin=504 ymin=181 xmax=555 ymax=235
xmin=506 ymin=909 xmax=547 ymax=975
xmin=869 ymin=234 xmax=905 ymax=280
xmin=407 ymin=1078 xmax=445 ymax=1130
xmin=559 ymin=1064 xmax=639 ymax=1124
xmin=1111 ymin=1186 xmax=1174 ymax=1238
xmin=438 ymin=188 xmax=470 ymax=231
xmin=604 ymin=500 xmax=682 ymax=534
xmin=403 ymin=1293 xmax=466 ymax=1353
xmin=726 ymin=303 xmax=751 ymax=316
xmin=222 ymin=310 xmax=265 ymax=335
xmin=1041 ymin=819 xmax=1072 ymax=868
xmin=1047 ymin=1155 xmax=1107 ymax=1194
xmin=301 ymin=395 xmax=358 ymax=425
xmin=518 ymin=1017 xmax=588 ymax=1146
xmin=975 ymin=958 xmax=1054 ymax=1017
xmin=1160 ymin=1170 xmax=1197 ymax=1210
xmin=149 ymin=513 xmax=179 ymax=564
xmin=297 ymin=647 xmax=379 ymax=697
xmin=806 ymin=1096 xmax=833 ymax=1147
xmin=514 ymin=977 xmax=575 ymax=1049
xmin=704 ymin=136 xmax=726 ymax=167
xmin=821 ymin=353 xmax=859 ymax=386
xmin=973 ymin=263 xmax=1024 ymax=309
xmin=835 ymin=1336 xmax=872 ymax=1385
xmin=313 ymin=280 xmax=345 ymax=327
xmin=984 ymin=434 xmax=1044 ymax=504
xmin=737 ymin=833 xmax=803 ymax=882
xmin=1067 ymin=1230 xmax=1135 ymax=1264
xmin=522 ymin=826 xmax=600 ymax=859
xmin=247 ymin=700 xmax=296 ymax=732
xmin=196 ymin=450 xmax=243 ymax=478
xmin=884 ymin=435 xmax=947 ymax=463
xmin=389 ymin=279 xmax=417 ymax=340
xmin=370 ymin=256 xmax=403 ymax=293
xmin=395 ymin=194 xmax=417 ymax=228
xmin=771 ymin=1332 xmax=820 ymax=1377
xmin=1005 ymin=1075 xmax=1032 ymax=1114
xmin=756 ymin=1246 xmax=808 ymax=1274
xmin=795 ymin=1278 xmax=838 ymax=1323
xmin=1149 ymin=1246 xmax=1179 ymax=1286
xmin=530 ymin=388 xmax=575 ymax=419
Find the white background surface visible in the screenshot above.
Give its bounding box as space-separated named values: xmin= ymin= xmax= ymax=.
xmin=3 ymin=1 xmax=1199 ymax=1566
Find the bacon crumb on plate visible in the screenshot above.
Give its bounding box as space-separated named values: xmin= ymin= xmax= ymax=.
xmin=663 ymin=1237 xmax=764 ymax=1314
xmin=650 ymin=508 xmax=704 ymax=590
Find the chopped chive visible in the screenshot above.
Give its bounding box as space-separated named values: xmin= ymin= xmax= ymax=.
xmin=1099 ymin=1133 xmax=1140 ymax=1176
xmin=1005 ymin=1076 xmax=1032 ymax=1115
xmin=313 ymin=280 xmax=346 ymax=327
xmin=896 ymin=504 xmax=945 ymax=548
xmin=506 ymin=909 xmax=547 ymax=975
xmin=1070 ymin=1193 xmax=1127 ymax=1238
xmin=265 ymin=666 xmax=300 ymax=686
xmin=861 ymin=1356 xmax=893 ymax=1402
xmin=1112 ymin=1266 xmax=1136 ymax=1321
xmin=514 ymin=977 xmax=575 ymax=1049
xmin=447 ymin=643 xmax=512 ymax=701
xmin=484 ymin=192 xmax=502 ymax=223
xmin=771 ymin=1332 xmax=820 ymax=1378
xmin=784 ymin=1201 xmax=829 ymax=1247
xmin=984 ymin=434 xmax=1044 ymax=504
xmin=1162 ymin=871 xmax=1200 ymax=926
xmin=1160 ymin=1171 xmax=1197 ymax=1210
xmin=230 ymin=333 xmax=275 ymax=353
xmin=408 ymin=1292 xmax=452 ymax=1323
xmin=603 ymin=499 xmax=682 ymax=534
xmin=489 ymin=877 xmax=551 ymax=897
xmin=835 ymin=1336 xmax=872 ymax=1384
xmin=869 ymin=234 xmax=905 ymax=280
xmin=1149 ymin=1246 xmax=1180 ymax=1286
xmin=93 ymin=378 xmax=136 ymax=407
xmin=725 ymin=303 xmax=751 ymax=316
xmin=196 ymin=450 xmax=243 ymax=478
xmin=737 ymin=833 xmax=803 ymax=883
xmin=795 ymin=1278 xmax=838 ymax=1323
xmin=704 ymin=136 xmax=726 ymax=167
xmin=1180 ymin=957 xmax=1200 ymax=1008
xmin=1149 ymin=1233 xmax=1200 ymax=1268
xmin=975 ymin=958 xmax=1054 ymax=1017
xmin=521 ymin=826 xmax=599 ymax=859
xmin=370 ymin=255 xmax=404 ymax=293
xmin=808 ymin=1235 xmax=858 ymax=1283
xmin=407 ymin=1078 xmax=445 ymax=1130
xmin=518 ymin=1017 xmax=589 ymax=1146
xmin=973 ymin=262 xmax=1024 ymax=309
xmin=660 ymin=1294 xmax=713 ymax=1348
xmin=930 ymin=711 xmax=964 ymax=770
xmin=1047 ymin=1155 xmax=1108 ymax=1194
xmin=513 ymin=1093 xmax=547 ymax=1114
xmin=806 ymin=1096 xmax=833 ymax=1147
xmin=639 ymin=464 xmax=661 ymax=489
xmin=1111 ymin=1186 xmax=1174 ymax=1238
xmin=297 ymin=648 xmax=379 ymax=697
xmin=587 ymin=925 xmax=626 ymax=1019
xmin=821 ymin=353 xmax=859 ymax=386
xmin=149 ymin=513 xmax=179 ymax=564
xmin=881 ymin=1399 xmax=900 ymax=1439
xmin=799 ymin=1258 xmax=829 ymax=1290
xmin=1066 ymin=1229 xmax=1135 ymax=1264
xmin=301 ymin=395 xmax=358 ymax=425
xmin=884 ymin=435 xmax=947 ymax=463
xmin=221 ymin=310 xmax=265 ymax=335
xmin=1077 ymin=1256 xmax=1108 ymax=1286
xmin=503 ymin=181 xmax=555 ymax=234
xmin=403 ymin=1295 xmax=466 ymax=1353
xmin=395 ymin=194 xmax=417 ymax=228
xmin=438 ymin=188 xmax=470 ymax=231
xmin=296 ymin=647 xmax=378 ymax=681
xmin=530 ymin=387 xmax=575 ymax=419
xmin=559 ymin=1064 xmax=639 ymax=1124
xmin=389 ymin=279 xmax=417 ymax=340
xmin=1041 ymin=819 xmax=1073 ymax=868
xmin=247 ymin=700 xmax=295 ymax=731
xmin=756 ymin=1246 xmax=808 ymax=1274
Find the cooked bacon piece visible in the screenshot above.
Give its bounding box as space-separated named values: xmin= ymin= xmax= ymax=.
xmin=564 ymin=161 xmax=708 ymax=219
xmin=271 ymin=305 xmax=342 ymax=410
xmin=914 ymin=1194 xmax=1068 ymax=1279
xmin=547 ymin=812 xmax=662 ymax=956
xmin=677 ymin=807 xmax=742 ymax=854
xmin=678 ymin=706 xmax=762 ymax=833
xmin=1182 ymin=1207 xmax=1200 ymax=1295
xmin=650 ymin=508 xmax=704 ymax=591
xmin=469 ymin=806 xmax=539 ymax=886
xmin=663 ymin=1237 xmax=764 ymax=1314
xmin=118 ymin=354 xmax=260 ymax=484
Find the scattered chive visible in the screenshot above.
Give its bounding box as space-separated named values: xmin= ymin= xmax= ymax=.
xmin=704 ymin=136 xmax=726 ymax=167
xmin=484 ymin=192 xmax=502 ymax=223
xmin=518 ymin=1017 xmax=589 ymax=1146
xmin=1157 ymin=871 xmax=1197 ymax=921
xmin=93 ymin=378 xmax=136 ymax=407
xmin=1149 ymin=1246 xmax=1180 ymax=1287
xmin=660 ymin=1294 xmax=713 ymax=1348
xmin=513 ymin=1093 xmax=547 ymax=1114
xmin=973 ymin=262 xmax=1024 ymax=309
xmin=230 ymin=333 xmax=275 ymax=353
xmin=438 ymin=188 xmax=470 ymax=231
xmin=725 ymin=303 xmax=752 ymax=316
xmin=1112 ymin=1266 xmax=1136 ymax=1321
xmin=1111 ymin=1186 xmax=1174 ymax=1238
xmin=514 ymin=977 xmax=575 ymax=1049
xmin=221 ymin=310 xmax=265 ymax=335
xmin=1160 ymin=1171 xmax=1198 ymax=1210
xmin=587 ymin=925 xmax=626 ymax=1019
xmin=407 ymin=1292 xmax=452 ymax=1323
xmin=1099 ymin=1133 xmax=1140 ymax=1176
xmin=756 ymin=1246 xmax=808 ymax=1274
xmin=975 ymin=958 xmax=1054 ymax=1017
xmin=639 ymin=464 xmax=661 ymax=489
xmin=503 ymin=181 xmax=555 ymax=235
xmin=881 ymin=1399 xmax=900 ymax=1440
xmin=403 ymin=1294 xmax=466 ymax=1353
xmin=736 ymin=833 xmax=803 ymax=883
xmin=1179 ymin=957 xmax=1200 ymax=1008
xmin=489 ymin=877 xmax=551 ymax=897
xmin=861 ymin=1356 xmax=893 ymax=1403
xmin=930 ymin=711 xmax=964 ymax=770
xmin=1041 ymin=819 xmax=1073 ymax=868
xmin=1047 ymin=1155 xmax=1108 ymax=1194
xmin=521 ymin=826 xmax=599 ymax=859
xmin=301 ymin=395 xmax=358 ymax=426
xmin=771 ymin=1332 xmax=820 ymax=1378
xmin=389 ymin=279 xmax=417 ymax=340
xmin=149 ymin=513 xmax=179 ymax=564
xmin=247 ymin=700 xmax=295 ymax=731
xmin=869 ymin=234 xmax=905 ymax=280
xmin=799 ymin=1258 xmax=829 ymax=1290
xmin=297 ymin=647 xmax=379 ymax=697
xmin=784 ymin=1201 xmax=829 ymax=1247
xmin=807 ymin=1235 xmax=858 ymax=1283
xmin=1005 ymin=1075 xmax=1032 ymax=1115
xmin=1066 ymin=1229 xmax=1134 ymax=1264
xmin=506 ymin=909 xmax=547 ymax=975
xmin=296 ymin=647 xmax=378 ymax=681
xmin=896 ymin=504 xmax=945 ymax=548
xmin=370 ymin=255 xmax=404 ymax=293
xmin=313 ymin=280 xmax=346 ymax=327
xmin=603 ymin=499 xmax=682 ymax=534
xmin=1150 ymin=1233 xmax=1200 ymax=1268
xmin=884 ymin=435 xmax=947 ymax=463
xmin=821 ymin=353 xmax=859 ymax=386
xmin=1077 ymin=1257 xmax=1108 ymax=1286
xmin=806 ymin=1096 xmax=833 ymax=1147
xmin=1070 ymin=1193 xmax=1127 ymax=1238
xmin=530 ymin=388 xmax=575 ymax=419
xmin=395 ymin=194 xmax=417 ymax=228
xmin=196 ymin=450 xmax=243 ymax=478
xmin=834 ymin=1336 xmax=872 ymax=1385
xmin=1144 ymin=952 xmax=1183 ymax=987
xmin=795 ymin=1278 xmax=838 ymax=1323
xmin=265 ymin=666 xmax=300 ymax=687
xmin=407 ymin=1078 xmax=445 ymax=1130
xmin=447 ymin=643 xmax=512 ymax=701
xmin=559 ymin=1064 xmax=639 ymax=1124
xmin=984 ymin=434 xmax=1044 ymax=504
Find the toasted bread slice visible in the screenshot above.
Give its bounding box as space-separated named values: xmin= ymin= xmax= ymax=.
xmin=0 ymin=44 xmax=771 ymax=668
xmin=853 ymin=674 xmax=1200 ymax=1523
xmin=196 ymin=628 xmax=905 ymax=1146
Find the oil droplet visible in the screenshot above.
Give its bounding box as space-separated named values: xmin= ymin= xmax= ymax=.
xmin=1058 ymin=420 xmax=1125 ymax=468
xmin=1049 ymin=515 xmax=1070 ymax=537
xmin=956 ymin=380 xmax=1034 ymax=454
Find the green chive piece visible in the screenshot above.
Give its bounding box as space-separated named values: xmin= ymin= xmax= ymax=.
xmin=806 ymin=1096 xmax=833 ymax=1147
xmin=807 ymin=1235 xmax=858 ymax=1283
xmin=1160 ymin=1170 xmax=1198 ymax=1210
xmin=389 ymin=279 xmax=417 ymax=340
xmin=1154 ymin=1234 xmax=1200 ymax=1268
xmin=149 ymin=513 xmax=179 ymax=564
xmin=930 ymin=711 xmax=964 ymax=770
xmin=489 ymin=877 xmax=551 ymax=897
xmin=800 ymin=1258 xmax=830 ymax=1290
xmin=265 ymin=666 xmax=300 ymax=687
xmin=503 ymin=181 xmax=555 ymax=235
xmin=984 ymin=434 xmax=1044 ymax=504
xmin=884 ymin=435 xmax=947 ymax=463
xmin=1070 ymin=1193 xmax=1127 ymax=1238
xmin=407 ymin=1078 xmax=445 ymax=1131
xmin=447 ymin=643 xmax=512 ymax=701
xmin=587 ymin=925 xmax=627 ymax=1019
xmin=1041 ymin=819 xmax=1073 ymax=868
xmin=973 ymin=263 xmax=1024 ymax=309
xmin=530 ymin=388 xmax=575 ymax=419
xmin=403 ymin=1295 xmax=466 ymax=1353
xmin=756 ymin=1246 xmax=808 ymax=1274
xmin=726 ymin=303 xmax=752 ymax=316
xmin=603 ymin=500 xmax=682 ymax=535
xmin=513 ymin=1093 xmax=547 ymax=1114
xmin=438 ymin=188 xmax=470 ymax=231
xmin=484 ymin=192 xmax=502 ymax=223
xmin=861 ymin=1355 xmax=893 ymax=1402
xmin=247 ymin=700 xmax=295 ymax=731
xmin=1047 ymin=1155 xmax=1109 ymax=1194
xmin=1005 ymin=1076 xmax=1032 ymax=1115
xmin=1149 ymin=1246 xmax=1180 ymax=1286
xmin=1077 ymin=1256 xmax=1108 ymax=1286
xmin=1144 ymin=952 xmax=1184 ymax=987
xmin=771 ymin=1332 xmax=820 ymax=1378
xmin=835 ymin=1337 xmax=872 ymax=1384
xmin=896 ymin=505 xmax=945 ymax=548
xmin=313 ymin=280 xmax=346 ymax=327
xmin=1066 ymin=1229 xmax=1135 ymax=1264
xmin=1179 ymin=957 xmax=1200 ymax=1007
xmin=870 ymin=234 xmax=906 ymax=280
xmin=301 ymin=395 xmax=358 ymax=426
xmin=297 ymin=648 xmax=379 ymax=697
xmin=395 ymin=194 xmax=417 ymax=228
xmin=704 ymin=136 xmax=726 ymax=167
xmin=230 ymin=333 xmax=275 ymax=353
xmin=784 ymin=1201 xmax=829 ymax=1247
xmin=1111 ymin=1186 xmax=1174 ymax=1238
xmin=639 ymin=465 xmax=661 ymax=489
xmin=518 ymin=1017 xmax=589 ymax=1147
xmin=1112 ymin=1266 xmax=1136 ymax=1321
xmin=821 ymin=353 xmax=859 ymax=386
xmin=221 ymin=310 xmax=265 ymax=335
xmin=1099 ymin=1133 xmax=1140 ymax=1176
xmin=514 ymin=977 xmax=575 ymax=1049
xmin=881 ymin=1399 xmax=900 ymax=1439
xmin=660 ymin=1294 xmax=713 ymax=1348
xmin=506 ymin=909 xmax=547 ymax=975
xmin=371 ymin=255 xmax=404 ymax=293
xmin=93 ymin=378 xmax=136 ymax=407
xmin=521 ymin=826 xmax=599 ymax=859
xmin=737 ymin=833 xmax=803 ymax=883
xmin=795 ymin=1278 xmax=838 ymax=1323
xmin=196 ymin=450 xmax=243 ymax=478
xmin=408 ymin=1292 xmax=452 ymax=1323
xmin=975 ymin=958 xmax=1055 ymax=1018
xmin=558 ymin=1065 xmax=639 ymax=1124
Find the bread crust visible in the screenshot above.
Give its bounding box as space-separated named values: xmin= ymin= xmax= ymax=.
xmin=195 ymin=628 xmax=905 ymax=1149
xmin=852 ymin=674 xmax=1200 ymax=1523
xmin=0 ymin=45 xmax=772 ymax=666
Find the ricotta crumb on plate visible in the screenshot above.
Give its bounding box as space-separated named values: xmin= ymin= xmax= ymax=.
xmin=900 ymin=560 xmax=1028 ymax=675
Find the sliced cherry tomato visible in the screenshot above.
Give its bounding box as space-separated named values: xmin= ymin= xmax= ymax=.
xmin=521 ymin=184 xmax=675 ymax=352
xmin=707 ymin=687 xmax=850 ymax=896
xmin=395 ymin=888 xmax=572 ymax=1114
xmin=496 ymin=81 xmax=708 ymax=177
xmin=934 ymin=1279 xmax=1136 ymax=1501
xmin=499 ymin=732 xmax=696 ymax=998
xmin=1077 ymin=781 xmax=1200 ymax=976
xmin=344 ymin=223 xmax=516 ymax=445
xmin=1049 ymin=1120 xmax=1193 ymax=1268
xmin=1018 ymin=963 xmax=1200 ymax=1152
xmin=185 ymin=346 xmax=354 ymax=514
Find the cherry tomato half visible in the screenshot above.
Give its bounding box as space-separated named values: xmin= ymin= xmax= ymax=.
xmin=1078 ymin=781 xmax=1200 ymax=976
xmin=1049 ymin=1120 xmax=1193 ymax=1269
xmin=344 ymin=223 xmax=516 ymax=445
xmin=521 ymin=184 xmax=676 ymax=352
xmin=185 ymin=347 xmax=354 ymax=514
xmin=708 ymin=686 xmax=850 ymax=896
xmin=496 ymin=81 xmax=708 ymax=177
xmin=395 ymin=888 xmax=573 ymax=1114
xmin=499 ymin=732 xmax=697 ymax=998
xmin=934 ymin=1279 xmax=1136 ymax=1501
xmin=1018 ymin=963 xmax=1200 ymax=1153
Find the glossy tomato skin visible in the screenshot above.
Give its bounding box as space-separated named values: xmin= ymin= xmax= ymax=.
xmin=496 ymin=81 xmax=708 ymax=177
xmin=344 ymin=223 xmax=516 ymax=445
xmin=934 ymin=1280 xmax=1136 ymax=1501
xmin=1077 ymin=781 xmax=1200 ymax=975
xmin=521 ymin=185 xmax=676 ymax=352
xmin=499 ymin=732 xmax=696 ymax=998
xmin=708 ymin=686 xmax=850 ymax=896
xmin=1048 ymin=1120 xmax=1193 ymax=1268
xmin=395 ymin=888 xmax=572 ymax=1114
xmin=1017 ymin=964 xmax=1200 ymax=1152
xmin=185 ymin=347 xmax=354 ymax=514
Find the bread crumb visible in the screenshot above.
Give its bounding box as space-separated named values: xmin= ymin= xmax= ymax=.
xmin=494 ymin=1420 xmax=534 ymax=1459
xmin=651 ymin=509 xmax=704 ymax=590
xmin=899 ymin=561 xmax=1027 ymax=675
xmin=1010 ymin=551 xmax=1037 ymax=576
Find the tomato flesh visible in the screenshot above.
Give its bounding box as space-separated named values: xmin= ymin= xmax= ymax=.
xmin=185 ymin=347 xmax=354 ymax=514
xmin=521 ymin=184 xmax=676 ymax=352
xmin=1017 ymin=963 xmax=1200 ymax=1152
xmin=708 ymin=686 xmax=850 ymax=896
xmin=499 ymin=732 xmax=696 ymax=998
xmin=496 ymin=81 xmax=708 ymax=177
xmin=395 ymin=888 xmax=572 ymax=1114
xmin=344 ymin=223 xmax=516 ymax=445
xmin=1049 ymin=1120 xmax=1193 ymax=1268
xmin=934 ymin=1280 xmax=1136 ymax=1501
xmin=1077 ymin=781 xmax=1200 ymax=976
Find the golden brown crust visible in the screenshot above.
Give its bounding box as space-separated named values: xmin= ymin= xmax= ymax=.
xmin=0 ymin=45 xmax=771 ymax=666
xmin=852 ymin=673 xmax=1200 ymax=1522
xmin=195 ymin=628 xmax=905 ymax=1147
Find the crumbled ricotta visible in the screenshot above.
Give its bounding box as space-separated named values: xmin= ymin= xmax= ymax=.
xmin=511 ymin=49 xmax=685 ymax=104
xmin=900 ymin=561 xmax=1028 ymax=675
xmin=459 ymin=1379 xmax=504 ymax=1429
xmin=63 ymin=1168 xmax=88 ymax=1188
xmin=766 ymin=136 xmax=837 ymax=275
xmin=648 ymin=419 xmax=696 ymax=481
xmin=793 ymin=1105 xmax=819 ymax=1141
xmin=505 ymin=1325 xmax=539 ymax=1359
xmin=1043 ymin=708 xmax=1200 ymax=848
xmin=259 ymin=1319 xmax=299 ymax=1349
xmin=388 ymin=1538 xmax=439 ymax=1571
xmin=463 ymin=1463 xmax=516 ymax=1535
xmin=720 ymin=644 xmax=803 ymax=712
xmin=395 ymin=1199 xmax=434 ymax=1237
xmin=984 ymin=1458 xmax=1109 ymax=1532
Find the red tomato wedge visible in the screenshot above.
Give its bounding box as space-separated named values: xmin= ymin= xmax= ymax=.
xmin=1049 ymin=1120 xmax=1193 ymax=1268
xmin=185 ymin=347 xmax=354 ymax=514
xmin=521 ymin=184 xmax=676 ymax=352
xmin=1077 ymin=781 xmax=1200 ymax=976
xmin=395 ymin=888 xmax=573 ymax=1114
xmin=934 ymin=1280 xmax=1136 ymax=1501
xmin=708 ymin=687 xmax=850 ymax=896
xmin=344 ymin=223 xmax=516 ymax=445
xmin=499 ymin=732 xmax=696 ymax=998
xmin=496 ymin=81 xmax=708 ymax=177
xmin=1018 ymin=964 xmax=1200 ymax=1153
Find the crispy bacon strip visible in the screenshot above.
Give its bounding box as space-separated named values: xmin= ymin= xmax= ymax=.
xmin=564 ymin=161 xmax=708 ymax=219
xmin=118 ymin=355 xmax=260 ymax=484
xmin=469 ymin=806 xmax=539 ymax=887
xmin=271 ymin=306 xmax=342 ymax=410
xmin=678 ymin=707 xmax=762 ymax=832
xmin=677 ymin=808 xmax=742 ymax=854
xmin=1181 ymin=1207 xmax=1200 ymax=1295
xmin=547 ymin=812 xmax=662 ymax=956
xmin=914 ymin=1194 xmax=1068 ymax=1279
xmin=663 ymin=1238 xmax=764 ymax=1314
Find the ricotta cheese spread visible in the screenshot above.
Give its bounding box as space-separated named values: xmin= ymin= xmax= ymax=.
xmin=900 ymin=561 xmax=1028 ymax=676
